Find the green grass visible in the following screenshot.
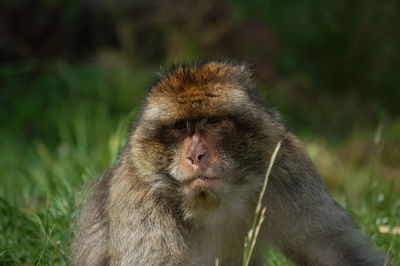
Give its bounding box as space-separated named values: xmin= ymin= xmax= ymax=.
xmin=0 ymin=62 xmax=399 ymax=265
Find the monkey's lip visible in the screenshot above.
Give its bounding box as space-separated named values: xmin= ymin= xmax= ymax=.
xmin=184 ymin=176 xmax=222 ymax=189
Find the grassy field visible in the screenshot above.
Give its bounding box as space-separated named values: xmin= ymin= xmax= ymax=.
xmin=0 ymin=61 xmax=399 ymax=265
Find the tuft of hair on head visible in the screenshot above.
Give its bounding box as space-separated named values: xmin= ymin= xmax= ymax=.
xmin=151 ymin=59 xmax=255 ymax=94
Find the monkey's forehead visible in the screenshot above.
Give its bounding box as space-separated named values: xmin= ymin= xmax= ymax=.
xmin=142 ymin=61 xmax=255 ymax=121
xmin=144 ymin=84 xmax=248 ymax=122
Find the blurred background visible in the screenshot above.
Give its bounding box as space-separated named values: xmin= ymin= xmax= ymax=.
xmin=1 ymin=0 xmax=399 ymax=264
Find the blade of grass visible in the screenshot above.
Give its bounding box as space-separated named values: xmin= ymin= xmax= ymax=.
xmin=384 ymin=242 xmax=392 ymax=266
xmin=243 ymin=141 xmax=281 ymax=266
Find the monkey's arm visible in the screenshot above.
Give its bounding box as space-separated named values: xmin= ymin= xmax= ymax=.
xmin=72 ymin=173 xmax=110 ymax=266
xmin=263 ymin=135 xmax=385 ymax=266
xmin=106 ymin=164 xmax=188 ymax=266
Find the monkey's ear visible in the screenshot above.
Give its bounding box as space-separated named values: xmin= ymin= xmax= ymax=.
xmin=229 ymin=63 xmax=255 ymax=88
xmin=215 ymin=61 xmax=255 ymax=89
xmin=201 ymin=60 xmax=254 ymax=88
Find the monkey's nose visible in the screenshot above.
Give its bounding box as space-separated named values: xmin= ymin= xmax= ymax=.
xmin=187 ymin=152 xmax=206 ymax=167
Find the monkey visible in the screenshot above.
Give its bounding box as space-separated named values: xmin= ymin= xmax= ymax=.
xmin=72 ymin=60 xmax=385 ymax=266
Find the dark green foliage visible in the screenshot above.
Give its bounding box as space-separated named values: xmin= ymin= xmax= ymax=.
xmin=233 ymin=0 xmax=400 ymax=114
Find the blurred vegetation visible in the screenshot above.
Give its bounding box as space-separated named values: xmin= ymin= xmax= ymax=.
xmin=0 ymin=0 xmax=399 ymax=265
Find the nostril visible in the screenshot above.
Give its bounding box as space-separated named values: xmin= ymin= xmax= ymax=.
xmin=187 ymin=157 xmax=195 ymax=165
xmin=186 ymin=153 xmax=206 ymax=166
xmin=197 ymin=153 xmax=205 ymax=161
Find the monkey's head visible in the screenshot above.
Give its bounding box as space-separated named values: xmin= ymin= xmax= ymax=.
xmin=130 ymin=61 xmax=284 ymax=219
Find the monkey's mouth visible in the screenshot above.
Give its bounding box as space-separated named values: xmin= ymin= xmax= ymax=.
xmin=183 ymin=176 xmax=222 ymax=189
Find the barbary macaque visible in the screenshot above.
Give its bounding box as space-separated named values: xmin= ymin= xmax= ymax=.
xmin=72 ymin=61 xmax=385 ymax=265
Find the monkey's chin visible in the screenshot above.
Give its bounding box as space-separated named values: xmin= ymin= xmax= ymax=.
xmin=181 ymin=178 xmax=223 ymax=218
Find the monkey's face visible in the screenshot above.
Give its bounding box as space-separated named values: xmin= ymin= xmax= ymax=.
xmin=130 ymin=62 xmax=282 ymax=218
xmin=145 ymin=114 xmax=264 ymax=218
xmin=169 ymin=116 xmax=238 ymax=194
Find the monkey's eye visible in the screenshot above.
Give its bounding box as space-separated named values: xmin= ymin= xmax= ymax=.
xmin=173 ymin=120 xmax=187 ymax=130
xmin=206 ymin=116 xmax=222 ymax=124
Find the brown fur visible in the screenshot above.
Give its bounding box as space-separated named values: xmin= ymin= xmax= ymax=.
xmin=72 ymin=60 xmax=385 ymax=266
